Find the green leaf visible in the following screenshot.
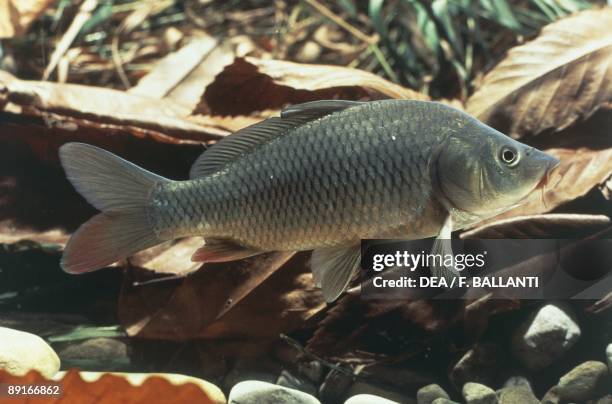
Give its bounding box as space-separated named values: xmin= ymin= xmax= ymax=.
xmin=432 ymin=0 xmax=463 ymax=58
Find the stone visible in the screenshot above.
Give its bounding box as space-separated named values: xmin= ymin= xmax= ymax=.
xmin=417 ymin=383 xmax=450 ymax=404
xmin=607 ymin=343 xmax=612 ymax=373
xmin=56 ymin=337 xmax=130 ymax=370
xmin=276 ymin=369 xmax=318 ymax=396
xmin=501 ymin=375 xmax=532 ymax=391
xmin=497 ymin=386 xmax=539 ymax=404
xmin=346 ymin=381 xmax=415 ymax=404
xmin=556 ymin=361 xmax=608 ymax=402
xmin=344 ymin=394 xmax=399 ymax=404
xmin=596 ymin=394 xmax=612 ymax=404
xmin=228 ymin=380 xmax=320 ymax=404
xmin=511 ymin=303 xmax=580 ymax=370
xmin=223 ymin=358 xmax=282 ymax=391
xmin=431 ymin=399 xmax=460 ymax=404
xmin=462 ymin=382 xmax=497 ymax=404
xmin=0 ymin=327 xmax=60 ymax=378
xmin=541 ymin=386 xmax=560 ymax=404
xmin=450 ymin=342 xmax=502 ymax=388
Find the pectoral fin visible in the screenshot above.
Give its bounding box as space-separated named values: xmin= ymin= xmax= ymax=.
xmin=192 ymin=239 xmax=262 ymax=263
xmin=431 ymin=215 xmax=460 ymax=284
xmin=311 ymin=245 xmax=361 ymax=303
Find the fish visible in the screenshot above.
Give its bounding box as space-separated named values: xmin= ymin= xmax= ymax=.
xmin=59 ymin=99 xmax=560 ymax=302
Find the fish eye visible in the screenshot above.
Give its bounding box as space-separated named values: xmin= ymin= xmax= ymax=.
xmin=500 ymin=146 xmax=519 ymax=166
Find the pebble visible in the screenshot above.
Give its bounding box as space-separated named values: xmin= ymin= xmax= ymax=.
xmin=344 ymin=394 xmax=399 ymax=404
xmin=431 ymin=399 xmax=460 ymax=404
xmin=497 ymin=385 xmax=539 ymax=404
xmin=596 ymin=394 xmax=612 ymax=404
xmin=228 ymin=380 xmax=320 ymax=404
xmin=0 ymin=327 xmax=60 ymax=378
xmin=501 ymin=375 xmax=532 ymax=391
xmin=223 ymin=358 xmax=282 ymax=391
xmin=56 ymin=337 xmax=129 ymax=370
xmin=417 ymin=383 xmax=450 ymax=404
xmin=511 ymin=303 xmax=580 ymax=370
xmin=346 ymin=381 xmax=415 ymax=404
xmin=462 ymin=382 xmax=497 ymax=404
xmin=556 ymin=361 xmax=608 ymax=402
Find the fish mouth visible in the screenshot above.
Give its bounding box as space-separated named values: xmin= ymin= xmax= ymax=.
xmin=536 ymin=158 xmax=561 ymax=191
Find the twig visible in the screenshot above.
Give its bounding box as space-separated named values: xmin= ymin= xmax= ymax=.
xmin=279 ymin=334 xmax=356 ymax=377
xmin=303 ymin=0 xmax=378 ymax=45
xmin=43 ymin=0 xmax=99 ymax=80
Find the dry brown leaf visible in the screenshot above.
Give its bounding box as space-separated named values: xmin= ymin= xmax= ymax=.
xmin=0 ymin=0 xmax=56 ymax=38
xmin=0 ymin=221 xmax=68 ymax=245
xmin=307 ymin=295 xmax=463 ymax=360
xmin=0 ymin=70 xmax=227 ymax=141
xmin=478 ymin=147 xmax=612 ymax=224
xmin=0 ymin=369 xmax=223 ymax=404
xmin=467 ymin=8 xmax=612 ymax=138
xmin=526 ymin=104 xmax=612 ymax=150
xmin=131 ymin=36 xmax=235 ymax=111
xmin=119 ymin=252 xmax=324 ymax=339
xmin=461 ymin=214 xmax=611 ymax=239
xmin=201 ymin=57 xmax=428 ymax=115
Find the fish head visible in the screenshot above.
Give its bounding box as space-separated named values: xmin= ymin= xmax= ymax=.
xmin=434 ymin=119 xmax=560 ymax=219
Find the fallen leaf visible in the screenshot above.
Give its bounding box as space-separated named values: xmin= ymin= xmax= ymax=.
xmin=131 ymin=36 xmax=235 ymax=111
xmin=200 ymin=57 xmax=428 ymax=115
xmin=0 ymin=369 xmax=223 ymax=404
xmin=461 ymin=214 xmax=611 ymax=239
xmin=0 ymin=0 xmax=56 ymax=38
xmin=0 ymin=70 xmax=227 ymax=142
xmin=119 ymin=252 xmax=324 ymax=339
xmin=306 ymin=295 xmax=463 ymax=360
xmin=526 ymin=104 xmax=612 ymax=150
xmin=467 ymin=8 xmax=612 ymax=138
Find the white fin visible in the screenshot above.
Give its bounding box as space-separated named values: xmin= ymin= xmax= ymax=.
xmin=430 ymin=215 xmax=460 ymax=284
xmin=192 ymin=239 xmax=262 ymax=262
xmin=189 ymin=100 xmax=363 ymax=179
xmin=311 ymin=245 xmax=361 ymax=303
xmin=59 ymin=143 xmax=168 ymax=274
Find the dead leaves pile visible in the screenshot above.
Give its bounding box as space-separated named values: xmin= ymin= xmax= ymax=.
xmin=0 ymin=4 xmax=611 ymax=366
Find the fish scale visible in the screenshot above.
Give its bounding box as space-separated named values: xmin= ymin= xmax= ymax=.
xmin=59 ymin=99 xmax=559 ymax=301
xmin=149 ymin=101 xmax=452 ymax=251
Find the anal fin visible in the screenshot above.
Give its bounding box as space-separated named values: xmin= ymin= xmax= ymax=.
xmin=192 ymin=239 xmax=262 ymax=263
xmin=311 ymin=245 xmax=361 ymax=303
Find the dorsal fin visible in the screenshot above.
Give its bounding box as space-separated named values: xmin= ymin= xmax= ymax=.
xmin=280 ymin=99 xmax=364 ymax=119
xmin=189 ymin=100 xmax=364 ymax=178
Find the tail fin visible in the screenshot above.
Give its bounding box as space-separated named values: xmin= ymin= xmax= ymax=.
xmin=59 ymin=143 xmax=169 ymax=274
